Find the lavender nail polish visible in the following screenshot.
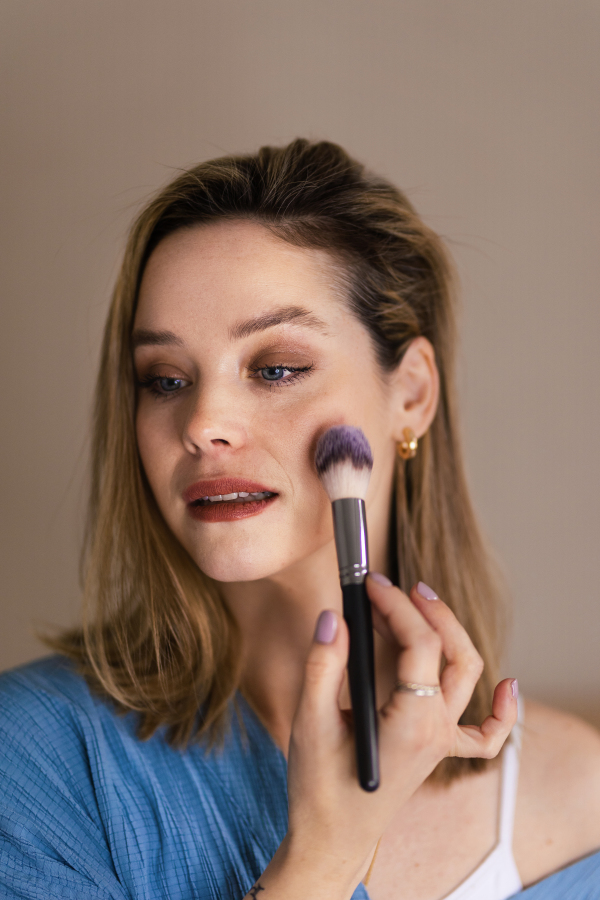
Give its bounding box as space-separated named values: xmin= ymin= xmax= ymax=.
xmin=417 ymin=581 xmax=439 ymax=600
xmin=511 ymin=678 xmax=519 ymax=699
xmin=314 ymin=610 xmax=337 ymax=644
xmin=369 ymin=572 xmax=392 ymax=587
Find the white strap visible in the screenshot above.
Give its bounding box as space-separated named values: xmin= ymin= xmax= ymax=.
xmin=498 ymin=693 xmax=524 ymax=846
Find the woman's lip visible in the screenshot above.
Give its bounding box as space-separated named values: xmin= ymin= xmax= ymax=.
xmin=183 ymin=478 xmax=278 ymax=504
xmin=188 ymin=494 xmax=277 ymax=523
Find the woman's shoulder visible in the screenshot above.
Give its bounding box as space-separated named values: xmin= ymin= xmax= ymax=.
xmin=519 ymin=699 xmax=600 ymax=805
xmin=1 ymin=653 xmax=90 ymax=710
xmin=0 ymin=655 xmax=110 ymax=776
xmin=515 ymin=698 xmax=600 ymax=884
xmin=0 ymin=654 xmax=98 ymax=728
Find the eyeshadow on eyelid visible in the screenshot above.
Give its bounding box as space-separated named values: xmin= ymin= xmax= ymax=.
xmin=254 ymin=347 xmax=313 ymax=357
xmin=251 ymin=340 xmax=317 ymax=357
xmin=253 ymin=336 xmax=314 ymax=347
xmin=253 ymin=357 xmax=314 ymax=370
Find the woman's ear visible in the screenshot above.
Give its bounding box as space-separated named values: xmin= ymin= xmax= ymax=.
xmin=388 ymin=336 xmax=440 ymax=440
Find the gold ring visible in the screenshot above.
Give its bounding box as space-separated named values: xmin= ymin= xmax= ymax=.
xmin=394 ymin=680 xmax=441 ymax=697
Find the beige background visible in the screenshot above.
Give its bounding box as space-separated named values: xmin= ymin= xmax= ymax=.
xmin=1 ymin=1 xmax=598 ymax=725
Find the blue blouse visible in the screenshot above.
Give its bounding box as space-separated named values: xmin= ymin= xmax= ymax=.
xmin=0 ymin=656 xmax=598 ymax=899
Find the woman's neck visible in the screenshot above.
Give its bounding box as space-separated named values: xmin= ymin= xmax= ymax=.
xmin=219 ymin=535 xmax=395 ymax=755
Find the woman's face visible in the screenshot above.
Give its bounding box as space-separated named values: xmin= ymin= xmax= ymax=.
xmin=133 ymin=220 xmax=399 ymax=583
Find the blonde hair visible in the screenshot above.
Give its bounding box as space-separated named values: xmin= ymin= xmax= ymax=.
xmin=51 ymin=139 xmax=505 ymax=780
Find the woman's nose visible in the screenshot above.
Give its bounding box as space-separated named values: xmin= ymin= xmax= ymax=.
xmin=181 ymin=382 xmax=249 ymax=457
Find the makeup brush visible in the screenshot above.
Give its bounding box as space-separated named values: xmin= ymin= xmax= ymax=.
xmin=315 ymin=425 xmax=379 ymax=792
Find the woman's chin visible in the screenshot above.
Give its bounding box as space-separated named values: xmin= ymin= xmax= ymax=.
xmin=179 ymin=519 xmax=332 ymax=584
xmin=191 ymin=549 xmax=290 ymax=584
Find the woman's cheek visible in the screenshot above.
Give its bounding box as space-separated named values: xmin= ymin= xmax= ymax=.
xmin=136 ymin=410 xmax=172 ymax=500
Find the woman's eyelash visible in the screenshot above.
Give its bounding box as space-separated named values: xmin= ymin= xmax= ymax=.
xmin=247 ymin=363 xmax=314 ymax=387
xmin=137 ymin=363 xmax=314 ymax=399
xmin=137 ymin=374 xmax=189 ymax=400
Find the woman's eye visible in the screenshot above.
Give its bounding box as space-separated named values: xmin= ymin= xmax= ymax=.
xmin=261 ymin=366 xmax=288 ymax=381
xmin=138 ymin=375 xmax=189 ymax=398
xmin=157 ymin=377 xmax=185 ymax=392
xmin=250 ymin=364 xmax=313 ymax=386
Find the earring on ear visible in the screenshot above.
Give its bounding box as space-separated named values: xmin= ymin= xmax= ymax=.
xmin=397 ymin=427 xmax=418 ymax=460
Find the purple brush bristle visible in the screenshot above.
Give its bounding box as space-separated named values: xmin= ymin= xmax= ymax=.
xmin=315 ymin=425 xmax=373 ymax=475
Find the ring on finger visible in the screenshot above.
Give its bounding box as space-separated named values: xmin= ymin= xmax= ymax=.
xmin=394 ymin=680 xmax=441 ymax=697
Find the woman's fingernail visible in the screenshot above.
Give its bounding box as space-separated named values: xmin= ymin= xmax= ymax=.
xmin=314 ymin=610 xmax=338 ymax=644
xmin=417 ymin=581 xmax=439 ymax=600
xmin=511 ymin=678 xmax=519 ymax=699
xmin=369 ymin=572 xmax=393 ymax=587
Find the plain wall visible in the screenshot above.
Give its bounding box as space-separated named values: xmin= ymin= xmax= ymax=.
xmin=1 ymin=0 xmax=598 ymax=725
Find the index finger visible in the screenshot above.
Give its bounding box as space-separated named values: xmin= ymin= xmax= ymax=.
xmin=366 ymin=574 xmax=442 ymax=691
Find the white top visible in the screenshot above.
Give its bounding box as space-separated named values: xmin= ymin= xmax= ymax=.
xmin=441 ymin=696 xmax=524 ymax=900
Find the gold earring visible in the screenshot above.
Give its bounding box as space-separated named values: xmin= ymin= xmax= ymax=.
xmin=397 ymin=427 xmax=418 ymax=460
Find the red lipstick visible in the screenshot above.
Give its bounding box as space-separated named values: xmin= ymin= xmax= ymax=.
xmin=183 ymin=478 xmax=276 ymax=503
xmin=183 ymin=478 xmax=278 ymax=523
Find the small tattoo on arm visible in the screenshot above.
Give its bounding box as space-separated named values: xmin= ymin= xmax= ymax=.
xmin=248 ymin=883 xmax=265 ymax=899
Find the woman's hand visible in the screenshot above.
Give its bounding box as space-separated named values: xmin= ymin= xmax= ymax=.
xmin=257 ymin=576 xmax=517 ymax=900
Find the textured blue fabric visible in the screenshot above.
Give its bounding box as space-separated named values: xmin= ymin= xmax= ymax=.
xmin=0 ymin=656 xmax=597 ymax=899
xmin=0 ymin=656 xmax=369 ymax=900
xmin=516 ymin=851 xmax=600 ymax=898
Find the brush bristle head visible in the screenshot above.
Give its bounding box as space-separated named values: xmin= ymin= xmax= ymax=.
xmin=315 ymin=425 xmax=373 ymax=502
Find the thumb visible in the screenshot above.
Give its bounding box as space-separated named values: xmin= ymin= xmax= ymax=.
xmin=295 ymin=610 xmax=348 ymax=737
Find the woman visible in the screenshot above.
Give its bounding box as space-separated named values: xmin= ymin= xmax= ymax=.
xmin=1 ymin=139 xmax=599 ymax=900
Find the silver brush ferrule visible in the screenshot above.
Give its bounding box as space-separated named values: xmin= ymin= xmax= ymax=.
xmin=332 ymin=498 xmax=369 ymax=586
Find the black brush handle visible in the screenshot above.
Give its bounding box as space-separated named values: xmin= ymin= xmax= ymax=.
xmin=342 ymin=582 xmax=379 ymax=791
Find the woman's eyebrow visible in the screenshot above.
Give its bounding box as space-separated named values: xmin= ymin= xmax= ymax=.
xmin=131 ymin=329 xmax=184 ymax=350
xmin=131 ymin=307 xmax=328 ymax=350
xmin=229 ymin=305 xmax=329 ymax=340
